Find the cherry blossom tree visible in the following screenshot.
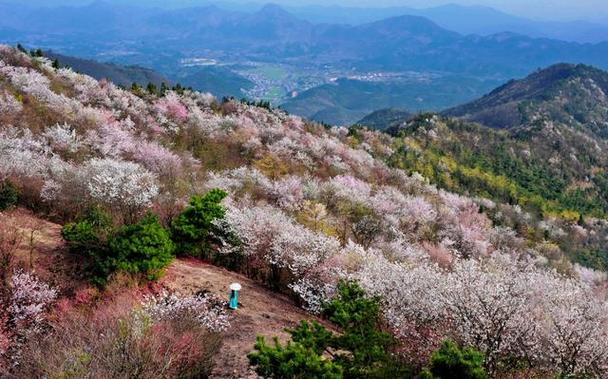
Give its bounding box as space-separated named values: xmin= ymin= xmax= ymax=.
xmin=155 ymin=92 xmax=189 ymax=122
xmin=84 ymin=158 xmax=159 ymax=220
xmin=42 ymin=123 xmax=81 ymax=154
xmin=143 ymin=291 xmax=230 ymax=332
xmin=541 ymin=280 xmax=608 ymax=377
xmin=1 ymin=270 xmax=57 ymax=368
xmin=270 ymin=175 xmax=304 ymax=210
xmin=0 ymin=90 xmax=22 ymax=114
xmin=219 ymin=202 xmax=340 ymax=282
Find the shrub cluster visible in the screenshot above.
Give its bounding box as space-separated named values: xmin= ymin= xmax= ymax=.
xmin=249 ymin=281 xmax=487 ymax=379
xmin=18 ymin=294 xmax=225 ymax=378
xmin=420 ymin=341 xmax=487 ymax=379
xmin=249 ymin=281 xmax=413 ymax=379
xmin=170 ymin=188 xmax=227 ymax=257
xmin=0 ymin=179 xmax=19 ymax=211
xmin=62 ymin=190 xmax=227 ymax=284
xmin=109 ymin=214 xmax=174 ymax=280
xmin=63 ymin=209 xmax=173 ymax=284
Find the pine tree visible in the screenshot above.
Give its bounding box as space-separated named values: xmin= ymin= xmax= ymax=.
xmin=146 ymin=82 xmax=157 ymax=95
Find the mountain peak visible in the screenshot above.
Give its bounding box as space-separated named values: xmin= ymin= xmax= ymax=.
xmin=374 ymin=14 xmax=442 ymax=27
xmin=257 ymin=3 xmax=291 ymax=17
xmin=359 ymin=14 xmax=458 ymax=38
xmin=444 ymin=63 xmax=608 ymax=131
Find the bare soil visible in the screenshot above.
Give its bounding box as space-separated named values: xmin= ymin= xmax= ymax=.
xmin=1 ymin=209 xmax=328 ymax=378
xmin=0 ymin=208 xmax=83 ymax=292
xmin=165 ymin=259 xmax=330 ymax=379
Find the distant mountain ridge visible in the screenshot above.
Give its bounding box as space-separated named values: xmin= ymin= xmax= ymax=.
xmin=3 ymin=2 xmax=608 ymax=74
xmin=45 ymin=51 xmax=170 ymax=88
xmin=444 ymin=63 xmax=608 ymax=136
xmin=285 ymin=3 xmax=608 ymax=44
xmin=356 ymin=108 xmax=413 ymax=130
xmin=4 ymin=2 xmax=608 ymax=124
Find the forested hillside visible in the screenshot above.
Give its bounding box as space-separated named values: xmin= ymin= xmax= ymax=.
xmin=354 ymin=64 xmax=608 ymax=271
xmin=445 ymin=63 xmax=608 ymax=135
xmin=385 ymin=115 xmax=608 ymax=270
xmin=5 ymin=2 xmax=608 ymax=124
xmin=1 ymin=45 xmax=607 ymax=378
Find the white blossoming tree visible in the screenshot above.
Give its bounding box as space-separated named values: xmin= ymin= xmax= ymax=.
xmin=84 ymin=158 xmax=159 ymax=221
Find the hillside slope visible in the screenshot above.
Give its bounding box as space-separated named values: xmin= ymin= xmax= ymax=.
xmin=358 ymin=64 xmax=608 ymax=268
xmin=45 ymin=51 xmax=171 ymax=88
xmin=444 ymin=63 xmax=608 ymax=135
xmin=0 ymin=208 xmax=325 ymax=379
xmin=1 ymin=45 xmax=608 ymax=378
xmin=165 ymin=260 xmax=333 ymax=378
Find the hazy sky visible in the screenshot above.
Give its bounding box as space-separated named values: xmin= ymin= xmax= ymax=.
xmin=26 ymin=0 xmax=608 ymax=21
xmin=263 ymin=0 xmax=608 ymax=20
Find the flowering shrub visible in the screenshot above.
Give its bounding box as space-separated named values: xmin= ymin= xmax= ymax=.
xmin=84 ymin=158 xmax=159 ymax=220
xmin=8 ymin=271 xmax=57 ymax=330
xmin=18 ymin=293 xmax=224 ymax=378
xmin=143 ymin=291 xmax=230 ymax=332
xmin=1 ymin=270 xmax=57 ymax=369
xmin=0 ymin=45 xmax=607 ymax=378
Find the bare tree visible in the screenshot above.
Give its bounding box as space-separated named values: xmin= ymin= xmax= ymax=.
xmin=0 ymin=221 xmax=21 ymax=291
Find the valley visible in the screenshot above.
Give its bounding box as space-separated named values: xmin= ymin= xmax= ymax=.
xmin=3 ymin=2 xmax=608 ymax=124
xmin=2 ymin=1 xmax=608 ymax=377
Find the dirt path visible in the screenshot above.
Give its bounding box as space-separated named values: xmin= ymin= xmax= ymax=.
xmin=165 ymin=259 xmax=327 ymax=379
xmin=0 ymin=208 xmax=83 ymax=290
xmin=1 ymin=210 xmax=327 ymax=378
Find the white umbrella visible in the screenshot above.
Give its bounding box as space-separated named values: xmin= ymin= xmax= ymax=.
xmin=230 ymin=283 xmax=242 ymax=291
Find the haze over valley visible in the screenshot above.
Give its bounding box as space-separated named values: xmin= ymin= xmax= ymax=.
xmin=3 ymin=2 xmax=608 ymax=377
xmin=3 ymin=1 xmax=608 ymax=123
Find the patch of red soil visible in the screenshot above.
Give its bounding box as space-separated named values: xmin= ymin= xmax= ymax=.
xmin=165 ymin=259 xmax=330 ymax=378
xmin=0 ymin=208 xmax=84 ymax=292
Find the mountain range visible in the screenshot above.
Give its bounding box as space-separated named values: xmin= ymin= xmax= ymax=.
xmin=3 ymin=1 xmax=608 ymax=124
xmin=355 ymin=63 xmax=608 ymax=269
xmin=15 ymin=0 xmax=608 ymax=43
xmin=286 ymin=3 xmax=608 ymax=44
xmin=45 ymin=51 xmax=171 ymax=88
